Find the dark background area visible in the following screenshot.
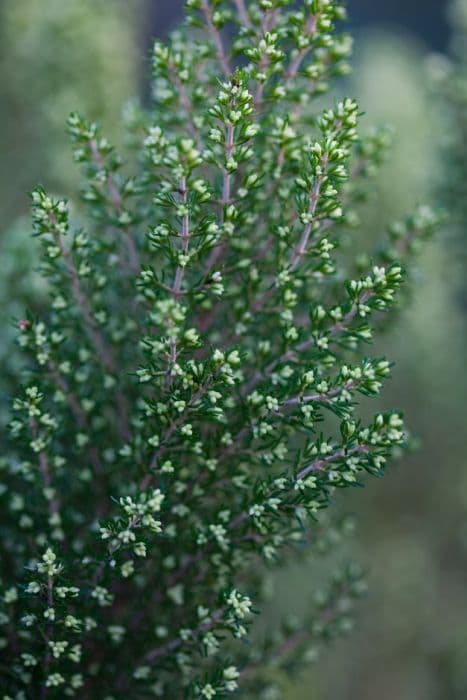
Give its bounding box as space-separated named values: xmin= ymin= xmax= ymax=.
xmin=149 ymin=0 xmax=450 ymax=50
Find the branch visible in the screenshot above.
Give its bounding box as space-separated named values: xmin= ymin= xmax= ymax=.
xmin=240 ymin=576 xmax=354 ymax=681
xmin=89 ymin=140 xmax=141 ymax=274
xmin=246 ymin=164 xmax=327 ymax=319
xmin=48 ymin=361 xmax=86 ymax=427
xmin=233 ymin=0 xmax=252 ymax=28
xmin=253 ymin=8 xmax=283 ymax=109
xmin=289 ymin=172 xmax=326 ymax=272
xmin=143 ymin=609 xmax=224 ymax=663
xmin=140 ymin=374 xmax=217 ymax=490
xmin=168 ymin=64 xmax=203 ymax=149
xmin=47 ymin=360 xmax=104 ymax=478
xmin=56 ymin=235 xmax=115 ymax=373
xmin=297 ymin=443 xmax=369 ymax=481
xmin=55 ymin=233 xmax=131 ymax=440
xmin=282 ymin=380 xmax=356 ymax=408
xmin=284 ymin=15 xmax=319 ymax=83
xmin=173 ymin=177 xmax=191 ymax=297
xmin=200 ymin=0 xmax=231 ymax=77
xmin=203 ymin=121 xmax=235 ymax=276
xmin=40 ymin=571 xmax=54 ymax=700
xmin=166 ymin=176 xmax=190 ymax=387
xmin=244 ymin=290 xmax=374 ymax=395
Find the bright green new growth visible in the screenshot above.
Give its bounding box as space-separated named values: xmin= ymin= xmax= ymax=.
xmin=1 ymin=1 xmax=438 ymax=697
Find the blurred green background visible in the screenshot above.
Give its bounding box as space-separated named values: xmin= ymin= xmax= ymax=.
xmin=1 ymin=1 xmax=465 ymax=698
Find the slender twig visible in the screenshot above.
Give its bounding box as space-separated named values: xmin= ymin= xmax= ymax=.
xmin=200 ymin=0 xmax=231 ymax=77
xmin=233 ymin=0 xmax=252 ymax=28
xmin=141 ymin=375 xmax=217 ymax=491
xmin=48 ymin=362 xmax=86 ymax=427
xmin=56 ymin=236 xmax=115 ymax=372
xmin=224 ymin=445 xmax=370 ymax=534
xmin=223 ymin=125 xmax=235 ymax=208
xmin=166 ymin=176 xmax=190 ymax=387
xmin=290 ymin=170 xmax=326 ymax=272
xmin=89 ymin=140 xmax=141 ymax=274
xmin=282 ymin=380 xmax=356 ymax=407
xmin=242 ymin=163 xmax=326 ymax=322
xmin=226 ymin=444 xmax=368 ymax=533
xmin=285 ymin=15 xmax=319 ymax=83
xmin=168 ymin=64 xmax=203 ymax=149
xmin=252 ymin=8 xmax=282 ymax=108
xmin=47 ymin=360 xmax=104 ymax=479
xmin=143 ymin=609 xmax=224 ymax=663
xmin=297 ymin=443 xmax=369 ymax=481
xmin=244 ymin=290 xmax=373 ymax=396
xmin=39 ymin=572 xmax=54 ymax=700
xmin=203 ymin=122 xmax=235 ymax=277
xmin=240 ymin=578 xmax=353 ymax=680
xmin=31 ymin=421 xmax=60 ymax=522
xmin=30 ymin=419 xmax=58 ymax=700
xmin=55 ymin=233 xmax=131 ymax=440
xmin=173 ymin=177 xmax=190 ymax=298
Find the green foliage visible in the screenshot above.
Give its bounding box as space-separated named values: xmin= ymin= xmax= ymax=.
xmin=0 ymin=220 xmax=46 ymax=424
xmin=433 ymin=0 xmax=467 ymax=307
xmin=0 ymin=1 xmax=438 ymax=697
xmin=0 ymin=0 xmax=142 ymax=421
xmin=288 ymin=31 xmax=461 ymax=700
xmin=0 ymin=0 xmax=140 ymax=224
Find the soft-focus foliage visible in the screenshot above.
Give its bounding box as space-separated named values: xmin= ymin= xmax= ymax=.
xmin=286 ymin=25 xmax=467 ymax=700
xmin=0 ymin=0 xmax=141 ymax=420
xmin=1 ymin=1 xmax=437 ymax=698
xmin=435 ymin=0 xmax=467 ymax=310
xmin=0 ymin=221 xmax=46 ymax=423
xmin=0 ymin=0 xmax=140 ymax=224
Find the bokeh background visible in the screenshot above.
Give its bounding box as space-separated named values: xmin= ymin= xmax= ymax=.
xmin=2 ymin=1 xmax=466 ymax=698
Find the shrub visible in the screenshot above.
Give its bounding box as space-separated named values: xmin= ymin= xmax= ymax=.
xmin=0 ymin=1 xmax=438 ymax=697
